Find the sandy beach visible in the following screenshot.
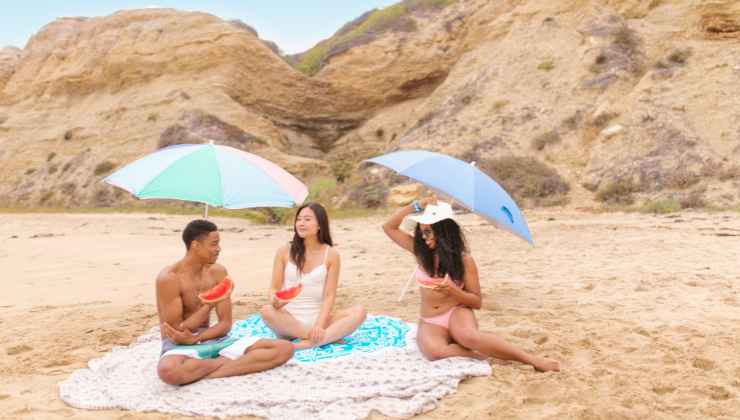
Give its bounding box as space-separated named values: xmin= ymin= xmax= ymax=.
xmin=1 ymin=210 xmax=739 ymax=419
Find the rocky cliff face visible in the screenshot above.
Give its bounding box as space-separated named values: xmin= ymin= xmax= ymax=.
xmin=0 ymin=9 xmax=364 ymax=207
xmin=1 ymin=1 xmax=739 ymax=210
xmin=330 ymin=0 xmax=740 ymax=210
xmin=0 ymin=47 xmax=21 ymax=92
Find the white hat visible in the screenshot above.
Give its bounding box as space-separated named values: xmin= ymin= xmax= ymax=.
xmin=407 ymin=201 xmax=455 ymax=225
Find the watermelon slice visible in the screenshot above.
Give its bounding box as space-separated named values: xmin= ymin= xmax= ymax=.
xmin=198 ymin=277 xmax=234 ymax=304
xmin=275 ymin=283 xmax=303 ymax=301
xmin=417 ymin=277 xmax=445 ymax=289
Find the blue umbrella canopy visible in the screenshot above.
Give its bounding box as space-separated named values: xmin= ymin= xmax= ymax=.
xmin=365 ymin=149 xmax=534 ymax=244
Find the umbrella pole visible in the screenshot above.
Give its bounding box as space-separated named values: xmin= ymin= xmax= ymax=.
xmin=398 ymin=269 xmax=416 ymax=302
xmin=204 ymin=203 xmax=209 ymax=219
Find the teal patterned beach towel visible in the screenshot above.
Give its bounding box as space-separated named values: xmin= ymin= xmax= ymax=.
xmin=228 ymin=314 xmax=411 ymax=363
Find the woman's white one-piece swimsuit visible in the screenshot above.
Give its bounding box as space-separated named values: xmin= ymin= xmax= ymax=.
xmin=283 ymin=246 xmax=330 ymax=327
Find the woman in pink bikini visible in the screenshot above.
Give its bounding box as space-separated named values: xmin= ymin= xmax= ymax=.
xmin=260 ymin=202 xmax=367 ymax=350
xmin=383 ymin=197 xmax=559 ymax=372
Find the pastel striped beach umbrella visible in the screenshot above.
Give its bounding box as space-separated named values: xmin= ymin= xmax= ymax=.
xmin=104 ymin=142 xmax=308 ymax=216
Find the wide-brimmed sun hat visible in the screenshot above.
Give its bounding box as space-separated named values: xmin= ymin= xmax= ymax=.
xmin=407 ymin=201 xmax=455 ymax=225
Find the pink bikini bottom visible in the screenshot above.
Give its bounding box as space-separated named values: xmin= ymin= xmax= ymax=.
xmin=420 ymin=306 xmax=461 ymax=329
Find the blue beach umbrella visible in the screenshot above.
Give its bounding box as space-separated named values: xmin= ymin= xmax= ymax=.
xmin=104 ymin=142 xmax=308 ymax=216
xmin=365 ymin=149 xmax=534 ymax=244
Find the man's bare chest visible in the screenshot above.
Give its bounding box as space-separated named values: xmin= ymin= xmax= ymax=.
xmin=179 ymin=276 xmax=215 ymax=312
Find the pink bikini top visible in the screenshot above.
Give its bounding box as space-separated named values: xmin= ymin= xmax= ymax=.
xmin=415 ymin=266 xmax=462 ymax=289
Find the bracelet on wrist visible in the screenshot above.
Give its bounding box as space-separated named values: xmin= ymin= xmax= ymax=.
xmin=411 ymin=200 xmax=422 ymax=213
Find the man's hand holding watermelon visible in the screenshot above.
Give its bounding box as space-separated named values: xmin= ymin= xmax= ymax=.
xmin=198 ymin=277 xmax=234 ymax=304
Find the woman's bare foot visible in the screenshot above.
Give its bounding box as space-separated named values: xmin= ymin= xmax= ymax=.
xmin=292 ymin=337 xmax=350 ymax=349
xmin=292 ymin=339 xmax=315 ymax=350
xmin=532 ymin=356 xmax=560 ymax=372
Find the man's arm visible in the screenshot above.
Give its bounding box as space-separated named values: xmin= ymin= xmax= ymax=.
xmin=156 ymin=270 xmax=184 ymax=331
xmin=157 ymin=270 xmax=203 ymax=345
xmin=191 ymin=264 xmax=233 ymax=342
xmin=195 ymin=298 xmax=232 ymax=342
xmin=179 ymin=304 xmax=211 ymax=331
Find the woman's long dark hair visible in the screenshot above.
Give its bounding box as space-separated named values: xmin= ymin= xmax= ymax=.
xmin=290 ymin=202 xmax=333 ymax=273
xmin=413 ymin=218 xmax=467 ymax=285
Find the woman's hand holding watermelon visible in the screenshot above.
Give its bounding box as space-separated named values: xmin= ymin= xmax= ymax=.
xmin=432 ymin=278 xmax=453 ymax=295
xmin=272 ymin=283 xmax=303 ymax=309
xmin=270 ymin=293 xmax=289 ymax=309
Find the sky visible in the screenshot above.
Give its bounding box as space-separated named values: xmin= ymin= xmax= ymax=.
xmin=1 ymin=1 xmax=399 ymax=54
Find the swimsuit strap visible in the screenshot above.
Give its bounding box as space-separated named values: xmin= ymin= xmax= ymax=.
xmin=322 ymin=245 xmax=330 ymax=264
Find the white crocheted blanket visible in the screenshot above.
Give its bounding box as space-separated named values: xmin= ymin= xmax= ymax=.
xmin=59 ymin=315 xmax=491 ymax=419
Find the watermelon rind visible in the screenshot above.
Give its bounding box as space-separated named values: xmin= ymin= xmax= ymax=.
xmin=198 ymin=278 xmax=234 ymax=304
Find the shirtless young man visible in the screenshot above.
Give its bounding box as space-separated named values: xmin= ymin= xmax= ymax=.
xmin=156 ymin=219 xmax=293 ymax=385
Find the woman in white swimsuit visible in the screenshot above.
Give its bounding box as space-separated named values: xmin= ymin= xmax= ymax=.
xmin=260 ymin=202 xmax=367 ymax=349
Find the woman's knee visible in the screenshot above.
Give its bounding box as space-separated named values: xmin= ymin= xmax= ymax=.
xmin=259 ymin=304 xmax=275 ymax=320
xmin=352 ymin=305 xmax=367 ymax=321
xmin=420 ymin=347 xmax=446 ymax=361
xmin=417 ymin=337 xmax=447 ymax=361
